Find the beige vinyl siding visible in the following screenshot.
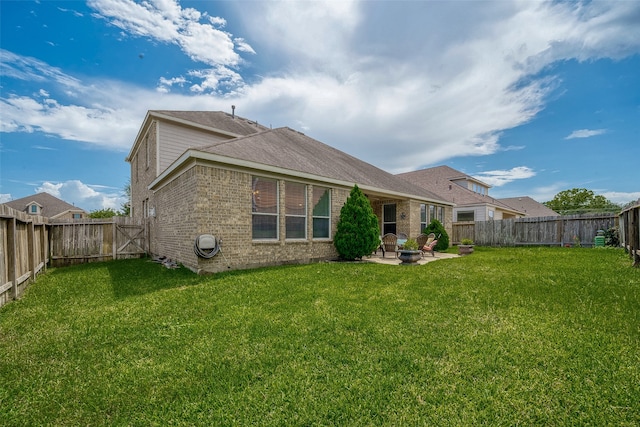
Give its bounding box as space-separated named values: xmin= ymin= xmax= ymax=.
xmin=158 ymin=121 xmax=235 ymax=172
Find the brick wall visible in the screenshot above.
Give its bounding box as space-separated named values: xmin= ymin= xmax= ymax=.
xmin=152 ymin=164 xmax=351 ymax=274
xmin=371 ymin=198 xmax=452 ymax=242
xmin=130 ymin=122 xmax=158 ymax=222
xmin=151 ymin=164 xmax=199 ymax=265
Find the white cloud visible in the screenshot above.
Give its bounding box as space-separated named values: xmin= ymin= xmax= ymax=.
xmin=36 ymin=180 xmax=126 ymax=212
xmin=87 ymin=0 xmax=250 ymax=67
xmin=1 ymin=0 xmax=639 ymax=171
xmin=565 ymin=129 xmax=607 ymax=139
xmin=527 ymin=183 xmax=570 ymax=204
xmin=472 ymin=166 xmax=536 ymax=187
xmin=600 ymin=191 xmax=640 ymax=206
xmin=0 ymin=194 xmax=12 ymax=203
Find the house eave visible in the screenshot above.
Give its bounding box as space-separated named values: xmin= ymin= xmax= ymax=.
xmin=50 ymin=209 xmax=87 ymax=219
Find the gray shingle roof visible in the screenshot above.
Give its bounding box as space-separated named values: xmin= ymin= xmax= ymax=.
xmin=152 ymin=110 xmax=268 ymax=136
xmin=193 ymin=127 xmax=447 ymax=202
xmin=3 ymin=192 xmax=87 ymax=218
xmin=499 ymin=196 xmax=560 ymax=217
xmin=397 ymin=165 xmax=522 ymax=212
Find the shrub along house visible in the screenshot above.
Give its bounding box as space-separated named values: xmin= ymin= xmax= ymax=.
xmin=127 ymin=110 xmax=453 ymax=273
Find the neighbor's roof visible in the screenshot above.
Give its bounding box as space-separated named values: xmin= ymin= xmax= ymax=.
xmin=153 ymin=126 xmax=450 ymax=204
xmin=3 ymin=192 xmax=87 ymax=218
xmin=397 ymin=165 xmax=522 ymax=213
xmin=499 ymin=196 xmax=560 ymax=217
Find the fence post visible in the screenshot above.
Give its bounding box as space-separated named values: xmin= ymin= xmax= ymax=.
xmin=632 ymin=208 xmax=639 ymax=267
xmin=28 ymin=220 xmax=36 ymax=280
xmin=40 ymin=223 xmax=48 ymax=272
xmin=8 ymin=217 xmax=17 ymax=299
xmin=556 ymin=217 xmax=564 ymax=246
xmin=112 ymin=217 xmax=117 ymax=261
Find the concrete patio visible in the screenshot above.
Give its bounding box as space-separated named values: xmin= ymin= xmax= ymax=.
xmin=364 ymin=251 xmax=460 ymax=265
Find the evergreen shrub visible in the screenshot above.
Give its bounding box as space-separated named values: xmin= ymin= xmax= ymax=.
xmin=334 ymin=185 xmax=380 ymax=260
xmin=424 ymin=219 xmax=449 ymax=251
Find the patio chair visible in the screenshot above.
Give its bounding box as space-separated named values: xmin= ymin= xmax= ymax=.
xmin=416 ymin=233 xmax=434 ymax=247
xmin=422 ymin=239 xmax=438 ymax=257
xmin=381 ymin=233 xmax=399 ymax=258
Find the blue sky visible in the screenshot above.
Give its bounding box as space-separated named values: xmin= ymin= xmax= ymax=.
xmin=1 ymin=0 xmax=639 ymax=212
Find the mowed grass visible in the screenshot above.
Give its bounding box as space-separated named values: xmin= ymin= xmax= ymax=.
xmin=1 ymin=247 xmax=639 ymax=426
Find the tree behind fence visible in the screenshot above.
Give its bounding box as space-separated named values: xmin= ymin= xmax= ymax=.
xmin=453 ymin=213 xmax=618 ymax=247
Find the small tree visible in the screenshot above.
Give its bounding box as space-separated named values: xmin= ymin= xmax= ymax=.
xmin=424 ymin=219 xmax=449 ymax=251
xmin=120 ymin=180 xmax=131 ymax=216
xmin=89 ymin=208 xmax=118 ymax=218
xmin=334 ymin=185 xmax=380 ymax=260
xmin=544 ymin=188 xmax=620 ymax=215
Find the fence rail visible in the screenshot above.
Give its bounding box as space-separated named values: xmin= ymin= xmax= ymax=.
xmin=452 ymin=213 xmax=619 ymax=247
xmin=0 ymin=205 xmax=49 ymax=308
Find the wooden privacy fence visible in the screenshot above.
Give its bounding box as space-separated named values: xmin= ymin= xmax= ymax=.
xmin=0 ymin=205 xmax=49 ymax=308
xmin=49 ymin=217 xmax=147 ymax=267
xmin=0 ymin=211 xmax=147 ymax=308
xmin=452 ymin=213 xmax=619 ymax=247
xmin=619 ymin=203 xmax=640 ymax=267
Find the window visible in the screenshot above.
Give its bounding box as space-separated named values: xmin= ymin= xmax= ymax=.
xmin=383 ymin=203 xmax=397 ymax=235
xmin=457 ymin=210 xmax=474 ymax=222
xmin=72 ymin=213 xmax=82 ymax=219
xmin=472 ymin=184 xmax=486 ymax=195
xmin=438 ymin=206 xmax=444 ymax=222
xmin=429 ymin=205 xmax=435 ymax=224
xmin=420 ymin=204 xmax=427 ymax=233
xmin=488 ymin=210 xmax=495 ymax=220
xmin=312 ymin=186 xmax=331 ymax=239
xmin=252 ymin=177 xmax=278 ymax=239
xmin=30 ymin=204 xmax=38 ymax=214
xmin=285 ymin=182 xmax=307 ymax=239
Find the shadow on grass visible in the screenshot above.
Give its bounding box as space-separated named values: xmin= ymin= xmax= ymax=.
xmin=105 ymin=257 xmax=272 ymax=299
xmin=106 ymin=257 xmax=204 ymax=299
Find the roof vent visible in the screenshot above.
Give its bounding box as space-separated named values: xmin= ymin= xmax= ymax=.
xmin=231 ymin=105 xmax=235 ymax=118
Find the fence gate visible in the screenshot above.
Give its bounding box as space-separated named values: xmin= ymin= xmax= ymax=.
xmin=114 ymin=221 xmax=146 ymax=258
xmin=49 ymin=217 xmax=146 ymax=266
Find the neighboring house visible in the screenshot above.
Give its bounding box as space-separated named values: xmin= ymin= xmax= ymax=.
xmin=397 ymin=165 xmax=524 ymax=222
xmin=499 ymin=196 xmax=560 ymax=217
xmin=3 ymin=192 xmax=88 ymax=220
xmin=127 ymin=110 xmax=454 ymax=273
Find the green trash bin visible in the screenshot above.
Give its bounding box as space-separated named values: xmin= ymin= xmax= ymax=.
xmin=594 ymin=236 xmax=605 ymax=247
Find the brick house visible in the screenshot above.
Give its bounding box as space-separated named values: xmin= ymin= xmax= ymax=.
xmin=397 ymin=165 xmax=525 ymax=222
xmin=3 ymin=192 xmax=88 ymax=220
xmin=127 ymin=110 xmax=453 ymax=273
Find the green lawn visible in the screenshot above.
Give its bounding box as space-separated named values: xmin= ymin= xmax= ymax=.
xmin=1 ymin=247 xmax=639 ymax=426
